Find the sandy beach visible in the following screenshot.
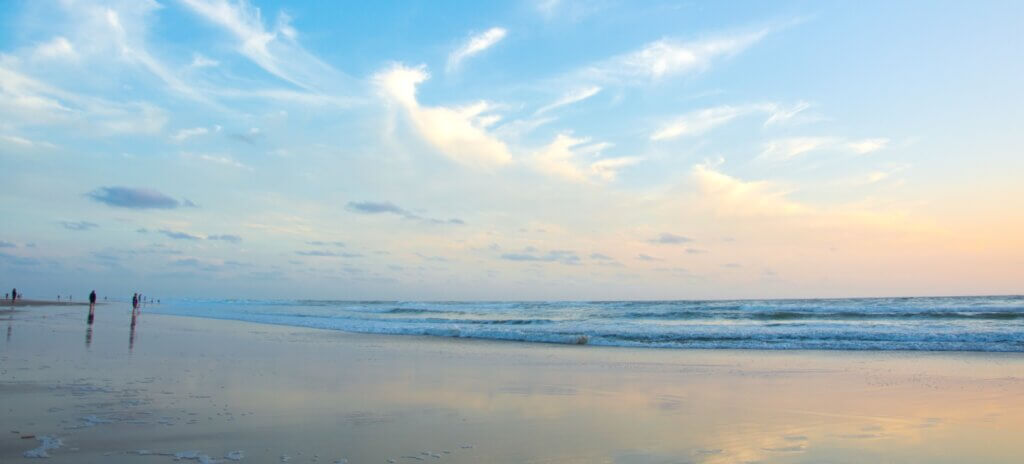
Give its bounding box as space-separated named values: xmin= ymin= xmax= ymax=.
xmin=3 ymin=303 xmax=1024 ymax=463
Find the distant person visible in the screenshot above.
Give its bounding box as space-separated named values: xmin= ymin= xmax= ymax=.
xmin=11 ymin=288 xmax=17 ymax=301
xmin=90 ymin=291 xmax=96 ymax=304
xmin=132 ymin=293 xmax=138 ymax=309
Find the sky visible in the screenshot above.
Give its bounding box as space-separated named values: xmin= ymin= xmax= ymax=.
xmin=1 ymin=0 xmax=1022 ymax=300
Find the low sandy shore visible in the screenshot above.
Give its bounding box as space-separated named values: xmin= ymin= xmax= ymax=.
xmin=2 ymin=304 xmax=1024 ymax=463
xmin=3 ymin=299 xmax=92 ymax=307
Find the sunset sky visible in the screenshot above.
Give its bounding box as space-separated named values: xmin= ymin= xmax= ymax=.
xmin=1 ymin=0 xmax=1022 ymax=300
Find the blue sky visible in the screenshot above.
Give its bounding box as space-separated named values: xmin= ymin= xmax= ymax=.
xmin=1 ymin=0 xmax=1022 ymax=300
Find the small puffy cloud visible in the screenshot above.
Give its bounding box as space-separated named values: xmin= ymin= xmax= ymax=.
xmin=87 ymin=186 xmax=182 ymax=209
xmin=648 ymin=233 xmax=691 ymax=244
xmin=207 ymin=234 xmax=242 ymax=243
xmin=158 ymin=229 xmax=203 ymax=241
xmin=636 ymin=253 xmax=662 ymax=262
xmin=374 ymin=64 xmax=512 ymax=168
xmin=447 ymin=27 xmax=507 ymax=72
xmin=0 ymin=240 xmax=16 ymax=248
xmin=589 ymin=253 xmax=613 ymax=260
xmin=60 ymin=221 xmax=99 ymax=231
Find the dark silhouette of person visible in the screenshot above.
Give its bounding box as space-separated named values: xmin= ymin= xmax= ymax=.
xmin=132 ymin=293 xmax=138 ymax=309
xmin=87 ymin=290 xmax=97 ymax=325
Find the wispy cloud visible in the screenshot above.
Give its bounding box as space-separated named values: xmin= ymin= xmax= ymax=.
xmin=759 ymin=136 xmax=889 ymax=161
xmin=532 ymin=134 xmax=639 ymax=183
xmin=33 ymin=36 xmax=77 ymax=61
xmin=0 ymin=64 xmax=168 ymax=135
xmin=447 ymin=27 xmax=507 ymax=72
xmin=692 ymin=161 xmax=806 ymax=216
xmin=651 ymin=102 xmax=810 ymax=141
xmin=86 ymin=186 xmax=184 ymax=209
xmin=183 ymin=152 xmax=251 ymax=170
xmin=60 ymin=221 xmax=98 ymax=231
xmin=180 ymin=0 xmax=351 ymax=92
xmin=172 ymin=126 xmax=214 ymax=141
xmin=577 ymin=28 xmax=771 ymax=84
xmin=374 ymin=64 xmax=512 ymax=168
xmin=535 ymin=86 xmax=601 ymax=115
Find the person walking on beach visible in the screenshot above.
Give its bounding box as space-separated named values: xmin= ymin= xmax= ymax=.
xmin=88 ymin=290 xmax=97 ymax=325
xmin=11 ymin=288 xmax=17 ymax=302
xmin=132 ymin=293 xmax=138 ymax=310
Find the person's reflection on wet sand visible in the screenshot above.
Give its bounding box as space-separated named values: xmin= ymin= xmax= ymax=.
xmin=6 ymin=322 xmax=11 ymax=342
xmin=85 ymin=326 xmax=93 ymax=348
xmin=129 ymin=307 xmax=138 ymax=351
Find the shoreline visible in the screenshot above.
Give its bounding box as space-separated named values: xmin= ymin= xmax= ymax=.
xmin=3 ymin=299 xmax=95 ymax=307
xmin=2 ymin=304 xmax=1024 ymax=462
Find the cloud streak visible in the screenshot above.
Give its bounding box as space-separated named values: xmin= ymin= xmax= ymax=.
xmin=651 ymin=102 xmax=810 ymax=141
xmin=447 ymin=27 xmax=507 ymax=72
xmin=159 ymin=229 xmax=203 ymax=241
xmin=346 ymin=201 xmax=465 ymax=225
xmin=577 ymin=28 xmax=771 ymax=84
xmin=87 ymin=187 xmax=184 ymax=209
xmin=759 ymin=136 xmax=889 ymax=161
xmin=60 ymin=221 xmax=99 ymax=231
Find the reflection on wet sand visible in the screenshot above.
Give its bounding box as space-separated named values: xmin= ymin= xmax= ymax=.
xmin=84 ymin=325 xmax=92 ymax=348
xmin=2 ymin=308 xmax=1023 ymax=463
xmin=129 ymin=307 xmax=138 ymax=351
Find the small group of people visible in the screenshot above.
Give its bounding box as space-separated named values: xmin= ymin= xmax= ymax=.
xmin=6 ymin=288 xmax=19 ymax=302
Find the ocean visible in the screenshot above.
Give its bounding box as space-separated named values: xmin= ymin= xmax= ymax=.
xmin=149 ymin=295 xmax=1024 ymax=352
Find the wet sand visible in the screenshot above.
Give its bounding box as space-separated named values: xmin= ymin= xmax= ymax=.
xmin=3 ymin=299 xmax=92 ymax=307
xmin=2 ymin=304 xmax=1024 ymax=463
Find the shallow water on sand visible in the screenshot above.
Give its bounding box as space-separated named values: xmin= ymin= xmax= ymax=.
xmin=3 ymin=304 xmax=1024 ymax=462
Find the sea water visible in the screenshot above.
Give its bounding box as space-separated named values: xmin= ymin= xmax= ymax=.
xmin=149 ymin=296 xmax=1024 ymax=351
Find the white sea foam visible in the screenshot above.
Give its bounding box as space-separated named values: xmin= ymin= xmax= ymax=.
xmin=23 ymin=436 xmax=63 ymax=458
xmin=150 ymin=296 xmax=1024 ymax=352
